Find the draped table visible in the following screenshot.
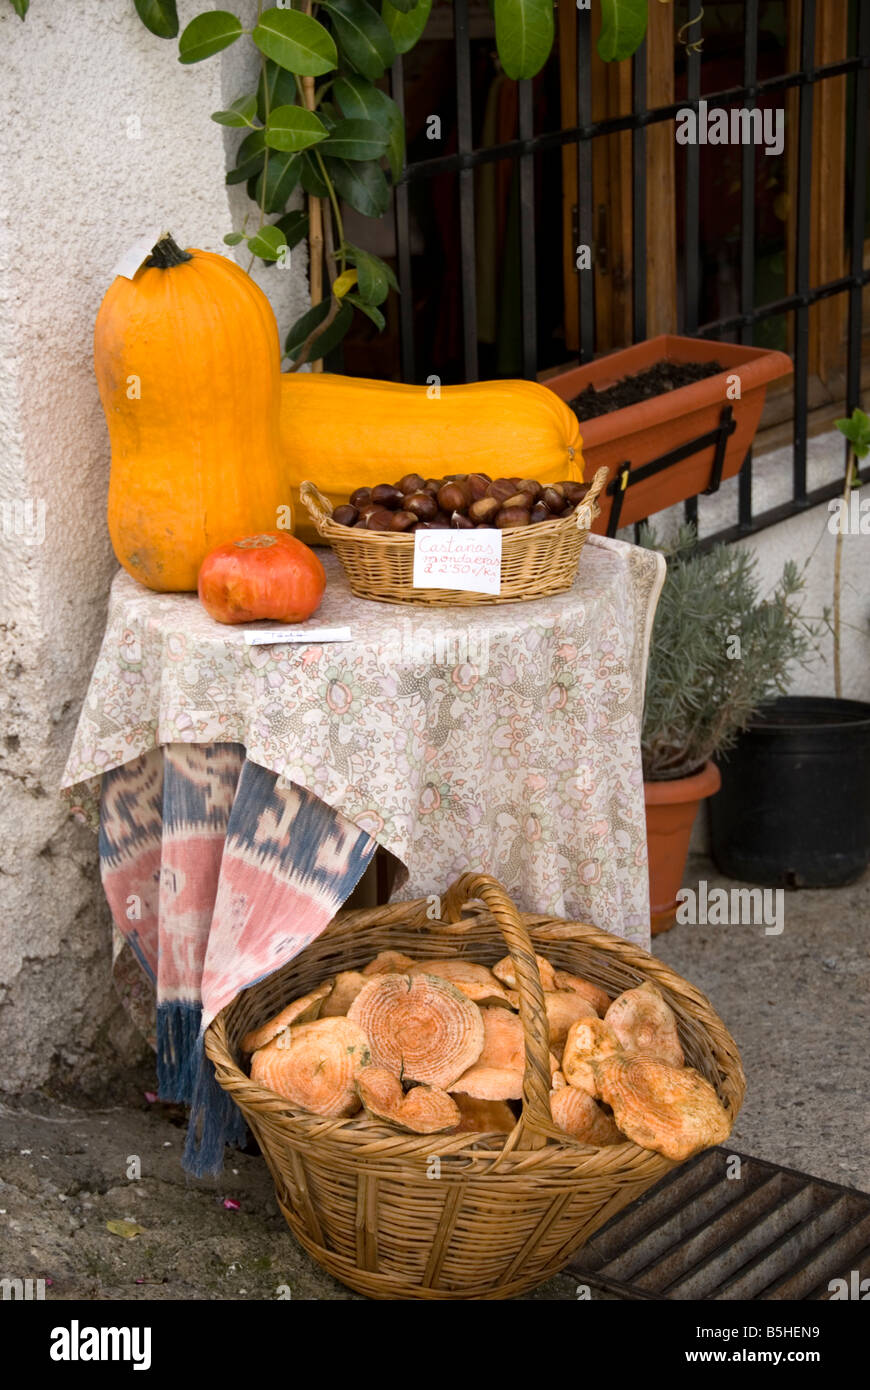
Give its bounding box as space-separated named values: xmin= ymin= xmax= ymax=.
xmin=62 ymin=536 xmax=664 ymax=1171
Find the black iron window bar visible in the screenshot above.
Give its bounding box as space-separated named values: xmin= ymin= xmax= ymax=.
xmin=389 ymin=0 xmax=870 ymax=548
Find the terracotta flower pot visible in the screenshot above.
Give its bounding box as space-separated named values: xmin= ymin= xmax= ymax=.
xmin=644 ymin=761 xmax=722 ymax=936
xmin=541 ymin=335 xmax=792 ymax=534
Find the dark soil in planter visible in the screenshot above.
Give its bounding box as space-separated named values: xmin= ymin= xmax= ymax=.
xmin=569 ymin=358 xmax=725 ymax=421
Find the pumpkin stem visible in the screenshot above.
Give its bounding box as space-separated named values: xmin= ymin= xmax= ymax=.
xmin=146 ymin=234 xmax=193 ymax=269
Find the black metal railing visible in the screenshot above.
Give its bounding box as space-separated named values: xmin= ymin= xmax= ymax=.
xmin=388 ymin=0 xmax=870 ymax=545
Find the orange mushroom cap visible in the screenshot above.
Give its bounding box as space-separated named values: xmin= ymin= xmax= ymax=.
xmin=550 ymin=1085 xmax=623 ymax=1146
xmin=356 ymin=1065 xmax=460 ymax=1134
xmin=604 ymin=981 xmax=685 ymax=1068
xmin=241 ymin=978 xmax=334 ymax=1053
xmin=249 ymin=1016 xmax=370 ymax=1117
xmin=592 ymin=1053 xmax=731 ymax=1161
xmin=348 ymin=972 xmax=485 ymax=1089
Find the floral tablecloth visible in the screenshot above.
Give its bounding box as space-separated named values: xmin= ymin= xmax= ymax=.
xmin=64 ymin=535 xmax=664 ymax=947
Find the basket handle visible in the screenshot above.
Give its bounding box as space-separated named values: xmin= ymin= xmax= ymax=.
xmin=443 ymin=872 xmax=563 ymax=1150
xmin=300 ymin=480 xmax=333 ymax=534
xmin=572 ymin=466 xmax=609 ymax=532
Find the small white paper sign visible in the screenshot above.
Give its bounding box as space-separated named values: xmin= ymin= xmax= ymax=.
xmin=112 ymin=230 xmax=164 ymax=281
xmin=242 ymin=625 xmax=352 ymax=646
xmin=413 ymin=528 xmax=503 ymax=595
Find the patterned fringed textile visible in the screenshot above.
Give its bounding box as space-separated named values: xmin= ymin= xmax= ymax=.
xmin=98 ymin=744 xmax=376 ymax=1174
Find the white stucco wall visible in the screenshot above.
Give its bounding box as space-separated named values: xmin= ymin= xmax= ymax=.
xmin=693 ymin=427 xmax=870 ymax=702
xmin=0 ymin=1 xmax=309 ymax=1093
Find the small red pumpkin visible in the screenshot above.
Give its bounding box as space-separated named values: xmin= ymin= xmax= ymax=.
xmin=198 ymin=532 xmax=326 ymax=625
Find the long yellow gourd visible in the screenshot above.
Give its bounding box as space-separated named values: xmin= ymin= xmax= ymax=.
xmin=280 ymin=373 xmax=584 ymax=545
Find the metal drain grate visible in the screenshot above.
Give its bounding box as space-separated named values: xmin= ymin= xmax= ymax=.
xmin=569 ymin=1148 xmax=870 ymax=1300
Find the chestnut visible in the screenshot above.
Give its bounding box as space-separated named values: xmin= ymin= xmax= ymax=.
xmin=451 ymin=510 xmax=475 ymax=529
xmin=366 ymin=507 xmax=395 ymax=530
xmin=467 ymin=473 xmax=490 ymax=501
xmin=437 ymin=481 xmax=470 ymax=513
xmin=495 ymin=506 xmax=531 ymax=528
xmin=349 ymin=486 xmax=372 ymax=508
xmin=515 ymin=479 xmax=542 ymax=500
xmin=542 ymin=486 xmax=566 ymax=514
xmin=332 ymin=504 xmax=359 ymax=527
xmin=397 ymin=472 xmax=426 ymax=495
xmin=563 ymin=481 xmax=590 ymax=505
xmin=502 ymin=492 xmax=533 ymax=511
xmin=423 ymin=478 xmax=442 ymax=495
xmin=444 ymin=473 xmax=469 ymax=482
xmin=405 ymin=491 xmax=438 ymax=521
xmin=389 ymin=509 xmax=417 ymax=532
xmin=371 ymin=483 xmax=404 ymax=510
xmin=530 ymin=501 xmax=551 ymax=524
xmin=486 ymin=478 xmax=516 ymax=504
xmin=432 ymin=510 xmax=452 ymax=526
xmin=469 ymin=496 xmax=501 ymax=525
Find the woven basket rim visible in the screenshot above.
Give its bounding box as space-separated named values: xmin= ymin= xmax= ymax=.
xmin=300 ymin=469 xmax=609 ymax=549
xmin=205 ymin=884 xmax=745 ymax=1171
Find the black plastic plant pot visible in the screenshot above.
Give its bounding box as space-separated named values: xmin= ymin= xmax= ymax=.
xmin=709 ymin=696 xmax=870 ymax=888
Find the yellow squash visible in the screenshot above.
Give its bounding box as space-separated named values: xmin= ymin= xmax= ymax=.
xmin=95 ymin=234 xmax=290 ymax=591
xmin=279 ymin=373 xmax=584 ymax=545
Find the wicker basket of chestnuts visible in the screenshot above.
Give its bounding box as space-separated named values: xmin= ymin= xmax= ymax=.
xmin=299 ymin=467 xmax=608 ymax=605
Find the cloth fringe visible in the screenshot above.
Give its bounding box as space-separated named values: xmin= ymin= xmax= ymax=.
xmin=182 ymin=1039 xmax=249 ymax=1177
xmin=156 ymin=1000 xmax=204 ymax=1104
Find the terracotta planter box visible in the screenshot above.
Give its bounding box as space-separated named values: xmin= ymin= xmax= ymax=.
xmin=541 ymin=335 xmax=793 ymax=535
xmin=645 ymin=760 xmax=721 ymax=936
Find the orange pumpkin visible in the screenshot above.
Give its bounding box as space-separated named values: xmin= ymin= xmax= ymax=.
xmin=94 ymin=234 xmax=290 ymax=592
xmin=198 ymin=532 xmax=325 ymax=625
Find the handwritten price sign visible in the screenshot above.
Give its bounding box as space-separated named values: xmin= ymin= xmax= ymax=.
xmin=413 ymin=529 xmax=503 ymax=595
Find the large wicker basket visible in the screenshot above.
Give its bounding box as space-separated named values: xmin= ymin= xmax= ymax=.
xmin=205 ymin=874 xmax=744 ymax=1300
xmin=299 ymin=468 xmax=609 ymax=605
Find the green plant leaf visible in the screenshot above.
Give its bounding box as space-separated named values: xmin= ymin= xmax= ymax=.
xmin=381 ymin=0 xmax=416 ymax=11
xmin=273 ymin=209 xmax=310 ymax=249
xmin=300 ymin=152 xmax=331 ymax=197
xmin=285 ymin=298 xmax=354 ymax=363
xmin=8 ymin=0 xmax=29 ymax=17
xmin=211 ymin=93 xmax=259 ymax=127
xmin=493 ymin=0 xmax=554 ymax=80
xmin=346 ymin=292 xmax=386 ymax=330
xmin=334 ymin=75 xmax=404 ymax=177
xmin=225 ymin=128 xmax=267 ymax=184
xmin=254 ymin=150 xmax=303 ymax=212
xmin=834 ymin=408 xmax=870 ymax=460
xmin=322 ymin=0 xmax=395 ymax=82
xmin=223 ymin=231 xmax=245 ymax=245
xmin=324 ymin=156 xmax=390 ymax=218
xmin=343 ymin=241 xmax=398 ymax=304
xmin=332 ymin=268 xmax=359 ymax=297
xmin=253 ymin=6 xmax=338 ymax=77
xmin=247 ymin=224 xmax=288 ymax=261
xmin=597 ymin=0 xmax=648 ymax=63
xmin=321 ymin=118 xmax=390 ymax=161
xmin=257 ymin=58 xmax=298 ymax=122
xmin=265 ymin=104 xmax=329 ymax=152
xmin=134 ymin=0 xmax=178 ymax=38
xmin=178 ymin=10 xmax=242 ymax=64
xmin=381 ymin=0 xmax=431 ymax=54
xmin=317 ymin=104 xmax=340 ymax=131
